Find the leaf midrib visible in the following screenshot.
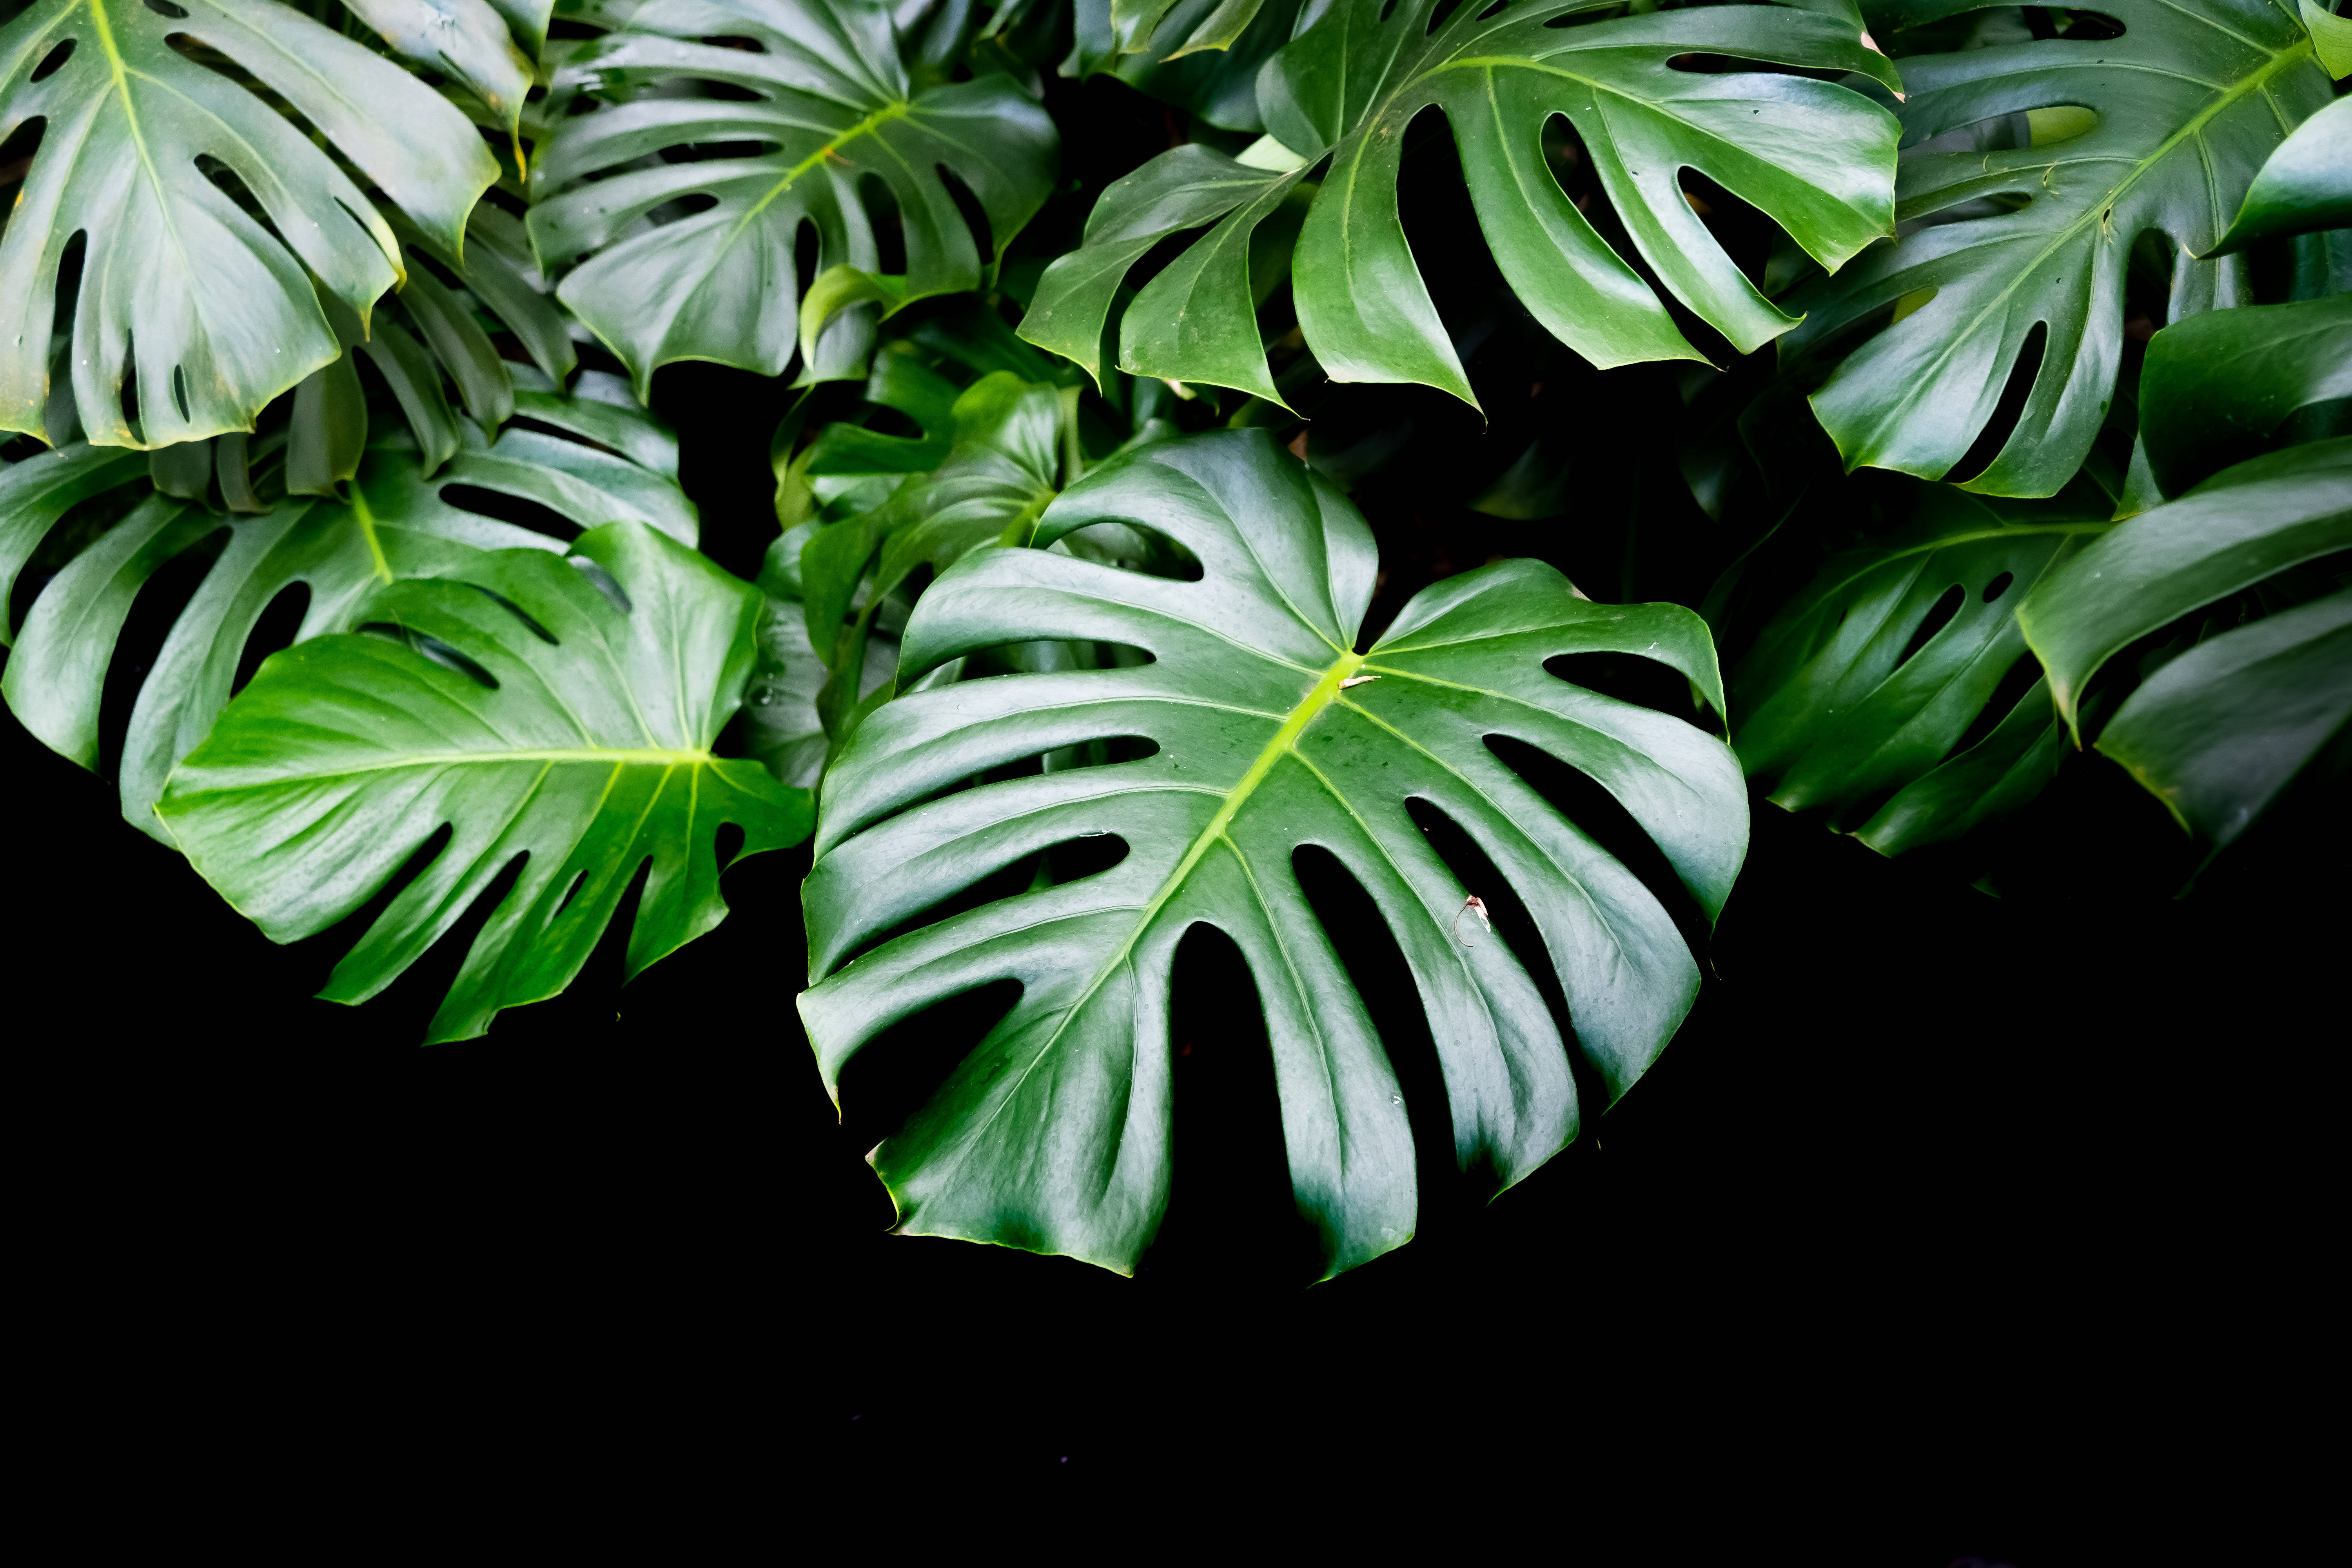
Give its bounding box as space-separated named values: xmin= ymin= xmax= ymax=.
xmin=947 ymin=646 xmax=1369 ymax=1149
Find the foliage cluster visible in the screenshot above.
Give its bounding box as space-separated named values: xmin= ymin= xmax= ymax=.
xmin=2 ymin=0 xmax=2344 ymax=1278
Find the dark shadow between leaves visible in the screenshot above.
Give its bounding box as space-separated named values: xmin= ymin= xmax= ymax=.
xmin=1138 ymin=920 xmax=1323 ymax=1288
xmin=1290 ymin=843 xmax=1490 ymax=1231
xmin=834 ymin=977 xmax=1024 ymax=1158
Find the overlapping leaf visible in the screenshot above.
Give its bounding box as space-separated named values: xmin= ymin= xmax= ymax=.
xmin=524 ymin=0 xmax=1058 ymax=395
xmin=2019 ymin=436 xmax=2352 ymax=848
xmin=1784 ymin=0 xmax=2336 ymax=497
xmin=1020 ymin=0 xmax=1901 ymax=405
xmin=1731 ymin=477 xmax=2112 ymax=851
xmin=800 ymin=429 xmax=1746 ymax=1278
xmin=2209 ymin=93 xmax=2352 ymax=254
xmin=1 ymin=381 xmax=694 ymax=836
xmin=158 ymin=521 xmax=811 ymax=1043
xmin=2137 ymin=293 xmax=2352 ymax=498
xmin=0 ymin=0 xmax=499 ymax=447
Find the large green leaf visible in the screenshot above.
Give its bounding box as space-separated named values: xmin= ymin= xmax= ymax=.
xmin=2138 ymin=293 xmax=2352 ymax=499
xmin=1019 ymin=0 xmax=1900 ymax=405
xmin=1784 ymin=0 xmax=2334 ymax=497
xmin=2093 ymin=583 xmax=2352 ymax=848
xmin=524 ymin=0 xmax=1058 ymax=396
xmin=2018 ymin=434 xmax=2352 ymax=730
xmin=1731 ymin=478 xmax=2111 ymax=850
xmin=157 ymin=521 xmax=811 ymax=1044
xmin=0 ymin=381 xmax=694 ymax=837
xmin=799 ymin=429 xmax=1746 ymax=1278
xmin=2209 ymin=94 xmax=2352 ymax=254
xmin=343 ymin=0 xmax=547 ymax=153
xmin=0 ymin=0 xmax=499 ymax=447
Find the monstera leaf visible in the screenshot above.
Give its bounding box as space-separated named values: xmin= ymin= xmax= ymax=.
xmin=2019 ymin=437 xmax=2352 ymax=848
xmin=0 ymin=0 xmax=499 ymax=447
xmin=799 ymin=429 xmax=1747 ymax=1278
xmin=2209 ymin=94 xmax=2352 ymax=254
xmin=2137 ymin=294 xmax=2352 ymax=498
xmin=1784 ymin=0 xmax=2335 ymax=497
xmin=1018 ymin=0 xmax=1901 ymax=405
xmin=342 ymin=0 xmax=550 ymax=154
xmin=524 ymin=0 xmax=1058 ymax=396
xmin=157 ymin=521 xmax=811 ymax=1044
xmin=1731 ymin=479 xmax=2112 ymax=852
xmin=0 ymin=383 xmax=694 ymax=837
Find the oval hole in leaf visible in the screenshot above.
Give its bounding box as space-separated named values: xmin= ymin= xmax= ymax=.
xmin=144 ymin=0 xmax=189 ymax=18
xmin=233 ymin=581 xmax=310 ymax=697
xmin=438 ymin=483 xmax=581 ymax=542
xmin=935 ymin=164 xmax=994 ymax=265
xmin=1982 ymin=570 xmax=2016 ymax=604
xmin=98 ymin=524 xmax=227 ymax=774
xmin=360 ymin=623 xmax=501 ymax=688
xmin=467 ymin=584 xmax=560 ymax=644
xmin=30 ymin=39 xmax=75 ymax=83
xmin=1945 ymin=319 xmax=2047 ymax=484
xmin=1475 ymin=0 xmax=1511 ymax=18
xmin=1946 ymin=650 xmax=2047 ymax=758
xmin=858 ymin=175 xmax=907 ymax=275
xmin=794 ymin=217 xmax=820 ymax=294
xmin=1893 ymin=584 xmax=1965 ymax=671
xmin=2025 ymin=105 xmax=2101 ymax=146
xmin=0 ymin=116 xmax=45 ymax=190
xmin=568 ymin=555 xmax=633 ymax=614
xmin=1426 ymin=0 xmax=1468 ymax=33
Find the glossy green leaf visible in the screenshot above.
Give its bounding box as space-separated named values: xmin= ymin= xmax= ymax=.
xmin=1020 ymin=0 xmax=1901 ymax=405
xmin=2302 ymin=0 xmax=2352 ymax=76
xmin=2019 ymin=436 xmax=2352 ymax=737
xmin=0 ymin=0 xmax=499 ymax=447
xmin=525 ymin=0 xmax=1058 ymax=397
xmin=1785 ymin=0 xmax=2333 ymax=497
xmin=2208 ymin=94 xmax=2352 ymax=256
xmin=1733 ymin=479 xmax=2111 ymax=842
xmin=343 ymin=0 xmax=540 ymax=151
xmin=2138 ymin=294 xmax=2352 ymax=499
xmin=157 ymin=521 xmax=811 ymax=1044
xmin=800 ymin=429 xmax=1746 ymax=1278
xmin=0 ymin=390 xmax=694 ymax=838
xmin=2098 ymin=585 xmax=2351 ymax=848
xmin=1110 ymin=0 xmax=1267 ymax=59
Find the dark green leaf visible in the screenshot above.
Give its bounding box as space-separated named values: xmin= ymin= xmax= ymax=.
xmin=1022 ymin=0 xmax=1901 ymax=404
xmin=0 ymin=0 xmax=499 ymax=446
xmin=1786 ymin=0 xmax=2333 ymax=496
xmin=0 ymin=395 xmax=694 ymax=838
xmin=1733 ymin=479 xmax=2112 ymax=839
xmin=2018 ymin=436 xmax=2352 ymax=735
xmin=156 ymin=522 xmax=811 ymax=1044
xmin=2208 ymin=95 xmax=2352 ymax=255
xmin=800 ymin=428 xmax=1746 ymax=1278
xmin=2139 ymin=294 xmax=2352 ymax=499
xmin=525 ymin=0 xmax=1058 ymax=396
xmin=2097 ymin=585 xmax=2351 ymax=848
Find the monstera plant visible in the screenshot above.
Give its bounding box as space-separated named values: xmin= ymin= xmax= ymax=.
xmin=1 ymin=0 xmax=2345 ymax=1279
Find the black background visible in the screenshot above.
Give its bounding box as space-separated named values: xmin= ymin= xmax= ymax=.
xmin=7 ymin=354 xmax=2328 ymax=1558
